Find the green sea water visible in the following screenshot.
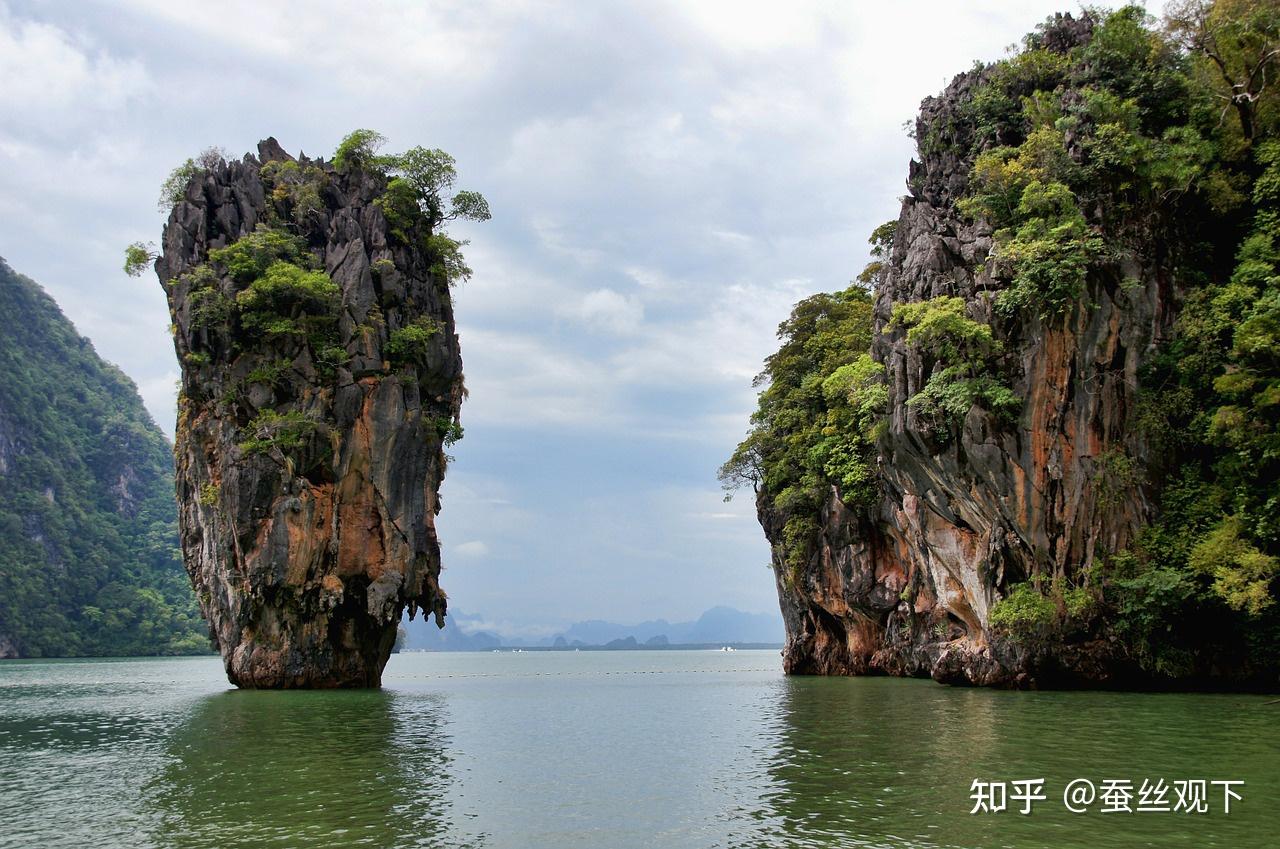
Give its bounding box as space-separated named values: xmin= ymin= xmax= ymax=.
xmin=0 ymin=650 xmax=1275 ymax=848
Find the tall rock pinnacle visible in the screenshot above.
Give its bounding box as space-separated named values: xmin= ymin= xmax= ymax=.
xmin=155 ymin=136 xmax=474 ymax=687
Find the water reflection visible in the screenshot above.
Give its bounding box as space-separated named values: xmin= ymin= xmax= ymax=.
xmin=756 ymin=676 xmax=1279 ymax=849
xmin=755 ymin=676 xmax=969 ymax=848
xmin=149 ymin=688 xmax=471 ymax=848
xmin=4 ymin=655 xmax=1276 ymax=849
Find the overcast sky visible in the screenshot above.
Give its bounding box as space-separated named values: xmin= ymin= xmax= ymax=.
xmin=1 ymin=0 xmax=1115 ymax=636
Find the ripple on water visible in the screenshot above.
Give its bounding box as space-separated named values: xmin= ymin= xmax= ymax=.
xmin=0 ymin=652 xmax=1276 ymax=849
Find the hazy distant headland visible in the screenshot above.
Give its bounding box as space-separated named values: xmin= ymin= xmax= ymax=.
xmin=400 ymin=606 xmax=784 ymax=652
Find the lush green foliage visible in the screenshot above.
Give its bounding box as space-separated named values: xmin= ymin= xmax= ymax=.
xmin=260 ymin=159 xmax=327 ymax=219
xmin=245 ymin=360 xmax=291 ymax=388
xmin=158 ymin=158 xmax=199 ymax=212
xmin=123 ymin=242 xmax=157 ymax=277
xmin=184 ymin=226 xmax=343 ymax=360
xmin=208 ymin=227 xmax=312 ymax=282
xmin=0 ymin=260 xmax=208 ymax=657
xmin=1127 ymin=135 xmax=1280 ymax=665
xmin=959 ymin=3 xmax=1280 ymax=673
xmin=989 ymin=583 xmax=1058 ymax=636
xmin=157 ymin=147 xmax=225 ymax=213
xmin=1188 ymin=516 xmax=1278 ymax=615
xmin=333 ymin=129 xmax=490 ymax=286
xmin=235 ymin=261 xmax=340 ymax=337
xmin=1122 ymin=124 xmax=1280 ymax=671
xmin=238 ymin=410 xmax=321 ymax=458
xmin=431 ymin=416 xmax=465 ymax=448
xmin=952 ymin=8 xmax=1207 ymax=318
xmin=890 ymin=296 xmax=1020 ymax=424
xmin=721 ymin=284 xmax=882 ymax=570
xmin=386 ymin=316 xmax=442 ymax=368
xmin=989 ymin=582 xmax=1097 ymax=643
xmin=332 ymin=129 xmax=388 ymax=173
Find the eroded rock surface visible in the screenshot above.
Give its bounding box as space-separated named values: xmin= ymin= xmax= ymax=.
xmin=158 ymin=139 xmax=462 ymax=687
xmin=765 ymin=20 xmax=1178 ymax=687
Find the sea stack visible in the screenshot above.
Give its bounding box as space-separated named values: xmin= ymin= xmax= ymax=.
xmin=156 ymin=137 xmax=466 ymax=687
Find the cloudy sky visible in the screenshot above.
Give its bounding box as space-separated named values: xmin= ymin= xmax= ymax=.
xmin=1 ymin=0 xmax=1105 ymax=636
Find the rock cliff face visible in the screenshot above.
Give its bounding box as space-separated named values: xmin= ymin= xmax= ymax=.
xmin=763 ymin=18 xmax=1189 ymax=687
xmin=158 ymin=139 xmax=463 ymax=687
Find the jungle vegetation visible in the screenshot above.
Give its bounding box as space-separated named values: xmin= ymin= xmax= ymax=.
xmin=0 ymin=259 xmax=208 ymax=657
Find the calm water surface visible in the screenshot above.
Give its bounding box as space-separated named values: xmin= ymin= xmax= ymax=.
xmin=0 ymin=650 xmax=1275 ymax=848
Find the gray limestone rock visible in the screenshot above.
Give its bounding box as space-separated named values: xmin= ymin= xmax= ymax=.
xmin=158 ymin=138 xmax=463 ymax=688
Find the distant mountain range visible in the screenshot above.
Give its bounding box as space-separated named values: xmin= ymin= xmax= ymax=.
xmin=400 ymin=605 xmax=784 ymax=651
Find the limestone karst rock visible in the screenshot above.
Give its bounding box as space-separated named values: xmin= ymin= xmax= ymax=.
xmin=157 ymin=138 xmax=465 ymax=687
xmin=768 ymin=40 xmax=1155 ymax=685
xmin=750 ymin=12 xmax=1280 ymax=688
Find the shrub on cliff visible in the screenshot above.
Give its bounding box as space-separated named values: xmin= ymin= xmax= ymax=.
xmin=952 ymin=3 xmax=1280 ymax=674
xmin=238 ymin=410 xmax=321 ymax=458
xmin=157 ymin=147 xmax=226 ymax=213
xmin=889 ymin=296 xmax=1020 ymax=425
xmin=123 ymin=242 xmax=157 ymax=277
xmin=332 ymin=129 xmax=387 ymax=173
xmin=989 ymin=582 xmax=1097 ymax=646
xmin=386 ymin=316 xmax=442 ymax=368
xmin=235 ymin=262 xmax=339 ymax=337
xmin=333 ymin=129 xmax=491 ymax=286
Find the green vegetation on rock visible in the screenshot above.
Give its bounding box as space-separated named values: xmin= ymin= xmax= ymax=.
xmin=157 ymin=147 xmax=226 ymax=213
xmin=0 ymin=259 xmax=208 ymax=657
xmin=729 ymin=0 xmax=1280 ymax=681
xmin=948 ymin=2 xmax=1280 ymax=673
xmin=889 ymin=296 xmax=1020 ymax=425
xmin=334 ymin=129 xmax=491 ymax=286
xmin=386 ymin=316 xmax=442 ymax=368
xmin=719 ymin=282 xmax=882 ymax=571
xmin=238 ymin=410 xmax=321 ymax=458
xmin=946 ymin=3 xmax=1280 ymax=673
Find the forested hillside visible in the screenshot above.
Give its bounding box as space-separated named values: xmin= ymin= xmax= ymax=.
xmin=0 ymin=259 xmax=207 ymax=657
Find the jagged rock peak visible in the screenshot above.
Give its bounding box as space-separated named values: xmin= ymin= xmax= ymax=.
xmin=158 ymin=137 xmax=465 ymax=688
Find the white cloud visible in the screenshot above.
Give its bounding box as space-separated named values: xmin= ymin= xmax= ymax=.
xmin=624 ymin=265 xmax=678 ymax=290
xmin=5 ymin=0 xmax=1085 ymax=628
xmin=0 ymin=4 xmax=150 ymax=125
xmin=455 ymin=326 xmax=619 ymax=428
xmin=454 ymin=541 xmax=491 ymax=558
xmin=563 ymin=288 xmax=644 ymax=334
xmin=709 ymin=229 xmax=752 ymax=246
xmin=663 ymin=0 xmax=826 ymax=53
xmin=527 ymin=215 xmax=605 ymax=267
xmin=111 ymin=0 xmax=518 ymax=91
xmin=610 ymin=277 xmax=812 ymax=389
